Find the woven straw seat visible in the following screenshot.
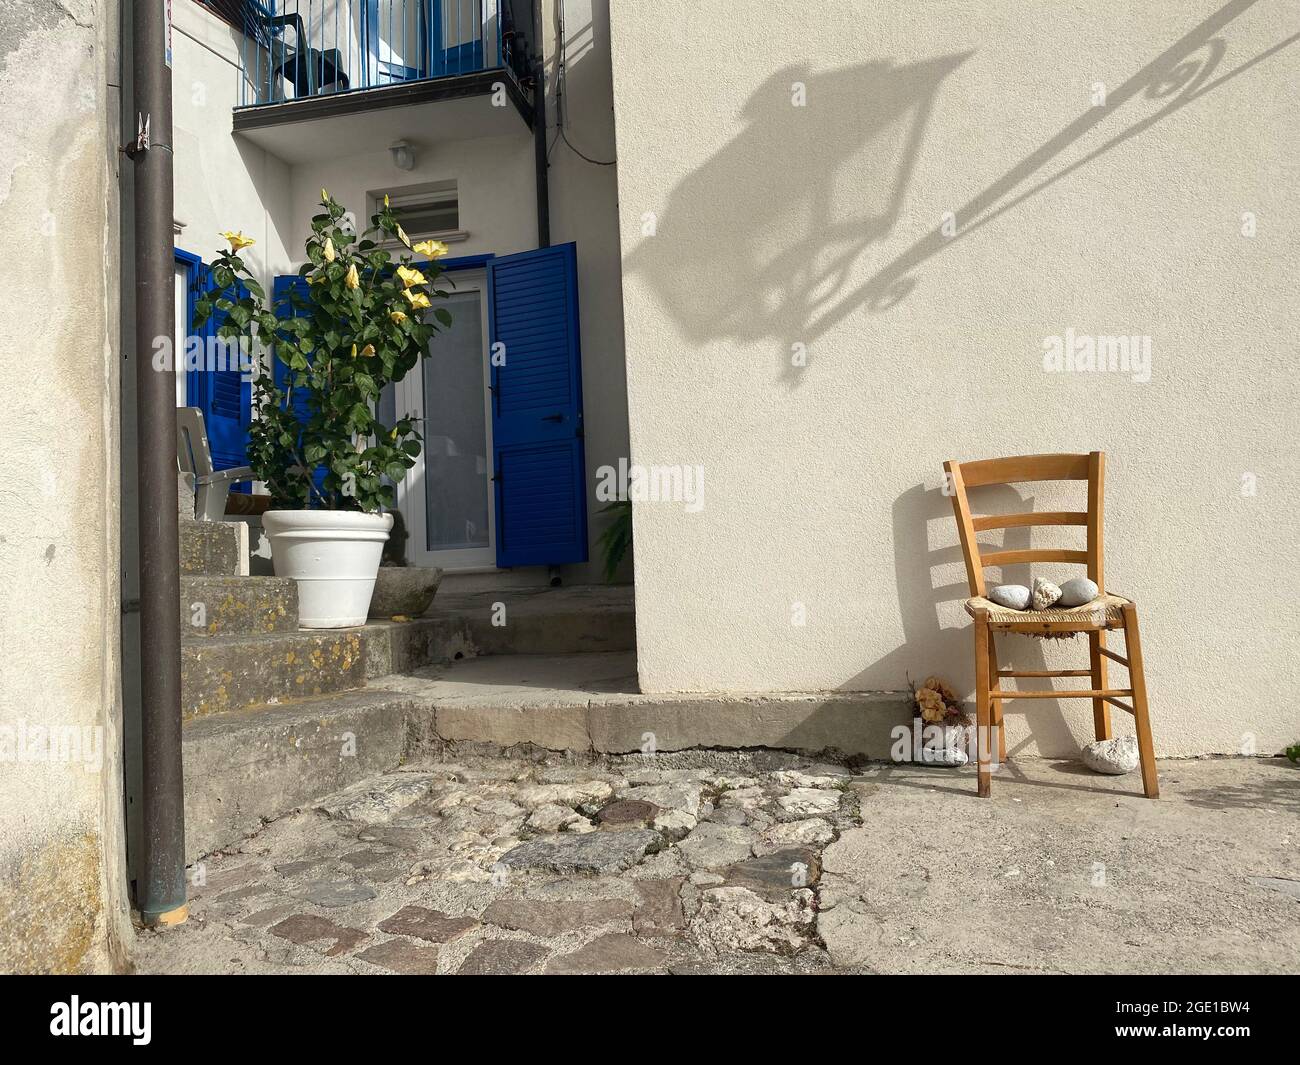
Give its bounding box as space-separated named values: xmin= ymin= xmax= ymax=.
xmin=965 ymin=592 xmax=1129 ymax=627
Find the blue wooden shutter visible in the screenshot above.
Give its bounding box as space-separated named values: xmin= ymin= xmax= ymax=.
xmin=195 ymin=265 xmax=252 ymax=490
xmin=272 ymin=274 xmax=327 ymax=495
xmin=488 ymin=242 xmax=588 ymax=568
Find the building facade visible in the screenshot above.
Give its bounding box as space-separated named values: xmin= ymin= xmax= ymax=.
xmin=0 ymin=0 xmax=1296 ymax=971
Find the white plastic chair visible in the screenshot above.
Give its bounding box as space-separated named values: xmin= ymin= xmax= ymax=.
xmin=175 ymin=407 xmax=254 ymax=522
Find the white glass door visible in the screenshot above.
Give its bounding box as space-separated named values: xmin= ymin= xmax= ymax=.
xmin=395 ymin=271 xmax=495 ymax=570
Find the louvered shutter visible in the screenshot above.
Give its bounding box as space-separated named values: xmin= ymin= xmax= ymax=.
xmin=196 ymin=267 xmax=251 ymax=490
xmin=488 ymin=243 xmax=588 ymax=567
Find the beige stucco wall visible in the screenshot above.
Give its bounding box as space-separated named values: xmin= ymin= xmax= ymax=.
xmin=0 ymin=0 xmax=130 ymax=971
xmin=609 ymin=0 xmax=1300 ymax=757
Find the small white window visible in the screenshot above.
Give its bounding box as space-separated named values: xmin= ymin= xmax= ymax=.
xmin=372 ymin=181 xmax=467 ymax=247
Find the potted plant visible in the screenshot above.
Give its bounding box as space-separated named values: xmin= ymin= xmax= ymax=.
xmin=197 ymin=193 xmax=451 ymax=627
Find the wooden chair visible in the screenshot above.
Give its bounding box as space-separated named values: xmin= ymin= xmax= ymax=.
xmin=942 ymin=452 xmax=1158 ymax=799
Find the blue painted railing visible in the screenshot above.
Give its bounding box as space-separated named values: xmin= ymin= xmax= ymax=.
xmin=235 ymin=0 xmax=531 ymax=107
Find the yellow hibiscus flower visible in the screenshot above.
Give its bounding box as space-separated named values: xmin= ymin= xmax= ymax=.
xmin=389 ymin=310 xmax=407 ymax=324
xmin=402 ymin=288 xmax=431 ymax=310
xmin=345 ymin=263 xmax=360 ymax=289
xmin=359 ymin=343 xmax=375 ymax=358
xmin=395 ymin=265 xmax=427 ymax=288
xmin=322 ymin=237 xmax=336 ymax=262
xmin=411 ymin=239 xmax=449 ymax=259
xmin=220 ymin=230 xmax=255 ymax=253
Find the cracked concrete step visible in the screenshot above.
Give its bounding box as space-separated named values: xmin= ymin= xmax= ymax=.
xmin=180 ymin=575 xmax=298 ymax=637
xmin=377 ymin=652 xmax=913 ymax=758
xmin=181 ymin=688 xmax=418 ymax=861
xmin=179 ymin=519 xmax=247 ymax=576
xmin=181 ymin=629 xmax=367 ymax=720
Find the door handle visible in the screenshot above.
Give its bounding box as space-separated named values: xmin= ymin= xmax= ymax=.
xmin=542 ymin=413 xmax=564 ymax=423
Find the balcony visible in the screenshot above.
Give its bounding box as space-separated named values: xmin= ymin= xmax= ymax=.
xmin=228 ymin=0 xmax=535 ymax=163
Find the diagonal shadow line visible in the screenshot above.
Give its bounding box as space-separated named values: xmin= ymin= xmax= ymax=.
xmin=806 ymin=0 xmax=1283 ymax=339
xmin=958 ymin=29 xmax=1300 ymax=251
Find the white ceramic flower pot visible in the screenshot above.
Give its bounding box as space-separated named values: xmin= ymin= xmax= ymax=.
xmin=262 ymin=510 xmax=394 ymax=628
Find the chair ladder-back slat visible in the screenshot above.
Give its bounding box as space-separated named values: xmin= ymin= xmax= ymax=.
xmin=958 ymin=453 xmax=1091 ymax=487
xmin=971 ymin=511 xmax=1088 ymax=531
xmin=980 ymin=548 xmax=1089 ymax=568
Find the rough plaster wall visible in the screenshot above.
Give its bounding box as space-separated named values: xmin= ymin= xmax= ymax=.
xmin=0 ymin=0 xmax=130 ymax=971
xmin=609 ymin=0 xmax=1300 ymax=757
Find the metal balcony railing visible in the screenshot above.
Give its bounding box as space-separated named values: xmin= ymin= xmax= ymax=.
xmin=233 ymin=0 xmax=531 ymax=108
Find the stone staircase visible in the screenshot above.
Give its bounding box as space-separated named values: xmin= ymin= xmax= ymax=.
xmin=175 ymin=511 xmax=637 ymax=860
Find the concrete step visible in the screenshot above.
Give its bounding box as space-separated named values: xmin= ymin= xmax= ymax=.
xmin=182 ymin=687 xmax=417 ymax=861
xmin=179 ymin=519 xmax=246 ymax=577
xmin=379 ymin=652 xmax=913 ymax=759
xmin=428 ymin=585 xmax=635 ymax=656
xmin=356 ymin=586 xmax=635 ymax=677
xmin=182 ymin=629 xmax=366 ymax=720
xmin=180 ymin=576 xmax=298 ymax=637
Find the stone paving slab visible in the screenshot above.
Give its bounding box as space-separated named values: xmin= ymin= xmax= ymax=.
xmin=134 ymin=753 xmax=1300 ymax=975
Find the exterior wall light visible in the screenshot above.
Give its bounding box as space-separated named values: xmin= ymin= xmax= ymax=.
xmin=390 ymin=141 xmax=416 ymax=171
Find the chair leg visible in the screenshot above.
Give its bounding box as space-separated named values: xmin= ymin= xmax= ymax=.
xmin=974 ymin=612 xmax=992 ymax=798
xmin=1121 ymin=604 xmax=1159 ymax=799
xmin=1088 ymin=630 xmax=1111 ymax=741
xmin=987 ymin=628 xmax=1005 ymax=763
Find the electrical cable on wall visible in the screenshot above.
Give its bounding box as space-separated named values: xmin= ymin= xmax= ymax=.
xmin=551 ymin=0 xmax=617 ymax=167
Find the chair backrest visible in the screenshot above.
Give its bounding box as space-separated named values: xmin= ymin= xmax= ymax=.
xmin=176 ymin=406 xmax=216 ymax=479
xmin=943 ymin=452 xmax=1105 ymax=598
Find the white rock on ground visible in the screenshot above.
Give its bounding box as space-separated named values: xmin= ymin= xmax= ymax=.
xmin=1081 ymin=735 xmax=1139 ymax=775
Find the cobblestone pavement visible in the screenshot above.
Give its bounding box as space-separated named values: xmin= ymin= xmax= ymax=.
xmin=135 ymin=753 xmax=1300 ymax=974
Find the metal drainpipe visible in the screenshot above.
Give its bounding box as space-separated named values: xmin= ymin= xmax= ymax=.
xmin=131 ymin=0 xmax=187 ymax=926
xmin=532 ymin=0 xmax=550 ymax=247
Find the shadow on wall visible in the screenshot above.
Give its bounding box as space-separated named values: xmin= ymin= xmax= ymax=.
xmin=624 ymin=54 xmax=969 ymax=373
xmin=624 ymin=0 xmax=1294 ymax=385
